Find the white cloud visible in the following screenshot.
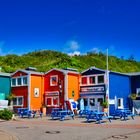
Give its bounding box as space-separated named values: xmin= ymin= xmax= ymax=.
xmin=66 ymin=40 xmax=80 ymax=51
xmin=68 ymin=51 xmax=81 ymax=56
xmin=90 ymin=47 xmax=100 ymax=54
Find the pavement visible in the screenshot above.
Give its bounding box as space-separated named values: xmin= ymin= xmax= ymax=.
xmin=0 ymin=115 xmax=140 ymax=140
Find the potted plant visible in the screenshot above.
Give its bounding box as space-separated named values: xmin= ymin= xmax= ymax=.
xmin=102 ymin=99 xmax=108 ymax=113
xmin=6 ymin=93 xmax=15 ymax=110
xmin=130 ymin=93 xmax=137 ymax=100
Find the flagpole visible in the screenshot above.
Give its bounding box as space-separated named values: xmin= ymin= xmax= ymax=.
xmin=106 ymin=48 xmax=109 ymax=115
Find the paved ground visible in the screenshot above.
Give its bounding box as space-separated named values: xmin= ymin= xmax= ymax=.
xmin=0 ymin=116 xmax=140 ymax=140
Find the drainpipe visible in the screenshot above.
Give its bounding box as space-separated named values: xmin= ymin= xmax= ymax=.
xmin=27 ymin=73 xmax=31 ymax=110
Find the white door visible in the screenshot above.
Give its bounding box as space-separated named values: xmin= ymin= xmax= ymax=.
xmin=89 ymin=95 xmax=104 ymax=111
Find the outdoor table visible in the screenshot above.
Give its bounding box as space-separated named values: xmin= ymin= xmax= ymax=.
xmin=112 ymin=109 xmax=135 ymax=120
xmin=86 ymin=111 xmax=112 ymax=124
xmin=51 ymin=109 xmax=74 ymax=121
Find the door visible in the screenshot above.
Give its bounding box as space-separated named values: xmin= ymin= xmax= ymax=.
xmin=89 ymin=95 xmax=104 ymax=111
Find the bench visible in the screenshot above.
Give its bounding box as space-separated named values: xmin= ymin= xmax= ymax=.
xmin=79 ymin=110 xmax=92 ymax=118
xmin=17 ymin=108 xmax=42 ymax=118
xmin=111 ymin=109 xmax=135 ymax=120
xmin=17 ymin=108 xmax=32 ymax=118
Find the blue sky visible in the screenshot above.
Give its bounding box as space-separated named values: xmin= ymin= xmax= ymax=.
xmin=0 ymin=0 xmax=140 ymax=61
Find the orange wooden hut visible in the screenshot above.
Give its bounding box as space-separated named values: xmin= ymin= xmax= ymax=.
xmin=11 ymin=67 xmax=44 ymax=111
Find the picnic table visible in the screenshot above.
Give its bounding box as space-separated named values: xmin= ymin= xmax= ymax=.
xmin=79 ymin=110 xmax=91 ymax=118
xmin=86 ymin=111 xmax=112 ymax=124
xmin=112 ymin=109 xmax=135 ymax=121
xmin=17 ymin=108 xmax=42 ymax=118
xmin=51 ymin=108 xmax=74 ymax=121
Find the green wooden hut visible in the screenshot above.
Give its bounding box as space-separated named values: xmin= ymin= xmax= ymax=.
xmin=0 ymin=72 xmax=11 ymax=100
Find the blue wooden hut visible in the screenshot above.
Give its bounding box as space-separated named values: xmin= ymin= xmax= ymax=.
xmin=79 ymin=67 xmax=131 ymax=115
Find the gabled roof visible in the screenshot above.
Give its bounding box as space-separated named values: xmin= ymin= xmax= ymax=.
xmin=0 ymin=72 xmax=11 ymax=77
xmin=45 ymin=68 xmax=79 ymax=75
xmin=81 ymin=66 xmax=107 ymax=74
xmin=81 ymin=66 xmax=129 ymax=77
xmin=126 ymin=72 xmax=140 ymax=76
xmin=11 ymin=69 xmax=44 ymax=76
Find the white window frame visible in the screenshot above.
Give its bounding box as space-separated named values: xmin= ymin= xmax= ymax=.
xmin=45 ymin=96 xmax=59 ymax=107
xmin=13 ymin=96 xmax=24 ymax=106
xmin=17 ymin=77 xmax=22 ymax=86
xmin=11 ymin=78 xmax=16 ymax=86
xmin=97 ymin=75 xmax=105 ymax=84
xmin=117 ymin=98 xmax=123 ymax=109
xmin=22 ymin=76 xmax=28 ymax=85
xmin=136 ymin=88 xmax=140 ymax=97
xmin=11 ymin=76 xmax=28 ymax=87
xmin=81 ymin=74 xmax=105 ymax=86
xmin=81 ymin=76 xmax=88 ymax=85
xmin=89 ymin=76 xmax=96 ymax=85
xmin=50 ymin=75 xmax=58 ymax=86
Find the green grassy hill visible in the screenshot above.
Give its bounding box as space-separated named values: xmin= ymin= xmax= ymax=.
xmin=0 ymin=50 xmax=140 ymax=73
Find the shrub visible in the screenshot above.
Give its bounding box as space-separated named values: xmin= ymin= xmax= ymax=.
xmin=0 ymin=109 xmax=13 ymax=120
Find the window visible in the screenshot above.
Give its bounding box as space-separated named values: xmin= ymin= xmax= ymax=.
xmin=118 ymin=98 xmax=123 ymax=109
xmin=90 ymin=98 xmax=95 ymax=106
xmin=98 ymin=98 xmax=103 ymax=105
xmin=84 ymin=98 xmax=88 ymax=106
xmin=50 ymin=76 xmax=58 ymax=86
xmin=46 ymin=97 xmax=59 ymax=106
xmin=11 ymin=76 xmax=28 ymax=86
xmin=98 ymin=75 xmax=104 ymax=84
xmin=13 ymin=96 xmax=23 ymax=106
xmin=23 ymin=77 xmax=27 ymax=85
xmin=46 ymin=98 xmax=52 ymax=106
xmin=11 ymin=78 xmax=16 ymax=86
xmin=89 ymin=76 xmax=96 ymax=84
xmin=53 ymin=97 xmax=59 ymax=106
xmin=81 ymin=77 xmax=87 ymax=84
xmin=136 ymin=88 xmax=140 ymax=97
xmin=17 ymin=78 xmax=22 ymax=85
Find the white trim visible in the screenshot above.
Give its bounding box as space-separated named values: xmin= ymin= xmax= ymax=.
xmin=28 ymin=74 xmax=31 ymax=110
xmin=64 ymin=73 xmax=68 ymax=101
xmin=50 ymin=75 xmax=58 ymax=86
xmin=11 ymin=76 xmax=28 ymax=87
xmin=81 ymin=74 xmax=105 ymax=86
xmin=45 ymin=91 xmax=59 ymax=96
xmin=136 ymin=88 xmax=140 ymax=97
xmin=11 ymin=78 xmax=16 ymax=86
xmin=13 ymin=96 xmax=24 ymax=106
xmin=81 ymin=66 xmax=106 ymax=74
xmin=117 ymin=98 xmax=124 ymax=109
xmin=45 ymin=68 xmax=79 ymax=75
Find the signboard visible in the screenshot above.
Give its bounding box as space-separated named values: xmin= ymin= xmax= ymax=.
xmin=109 ymin=99 xmax=115 ymax=104
xmin=81 ymin=86 xmax=105 ymax=92
xmin=0 ymin=100 xmax=8 ymax=109
xmin=34 ymin=88 xmax=39 ymax=97
xmin=45 ymin=92 xmax=59 ymax=96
